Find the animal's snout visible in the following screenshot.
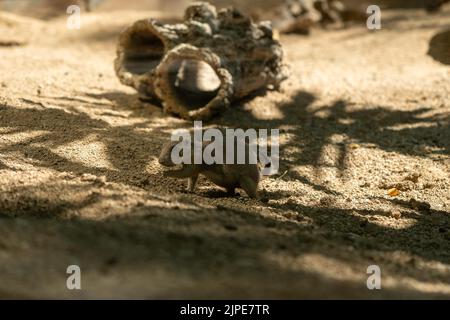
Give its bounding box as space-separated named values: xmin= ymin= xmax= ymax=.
xmin=158 ymin=154 xmax=171 ymax=166
xmin=158 ymin=149 xmax=177 ymax=167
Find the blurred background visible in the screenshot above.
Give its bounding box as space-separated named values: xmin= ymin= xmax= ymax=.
xmin=0 ymin=0 xmax=447 ymax=19
xmin=0 ymin=0 xmax=449 ymax=300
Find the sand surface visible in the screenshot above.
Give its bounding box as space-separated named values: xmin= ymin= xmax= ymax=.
xmin=0 ymin=7 xmax=449 ymax=299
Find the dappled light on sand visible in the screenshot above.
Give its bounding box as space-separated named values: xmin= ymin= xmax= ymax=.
xmin=0 ymin=1 xmax=449 ymax=299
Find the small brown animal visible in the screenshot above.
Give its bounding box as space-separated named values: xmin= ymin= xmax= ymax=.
xmin=158 ymin=139 xmax=261 ymax=198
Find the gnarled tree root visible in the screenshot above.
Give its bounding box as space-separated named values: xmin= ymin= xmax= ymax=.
xmin=115 ymin=2 xmax=288 ymax=120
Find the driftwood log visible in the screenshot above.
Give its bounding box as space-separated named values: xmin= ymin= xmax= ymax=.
xmin=115 ymin=2 xmax=288 ymax=120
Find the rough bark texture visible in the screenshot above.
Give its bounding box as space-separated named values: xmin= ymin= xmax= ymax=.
xmin=114 ymin=2 xmax=288 ymax=120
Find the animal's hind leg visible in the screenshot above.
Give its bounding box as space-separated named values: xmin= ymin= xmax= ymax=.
xmin=239 ymin=176 xmax=258 ymax=199
xmin=187 ymin=174 xmax=198 ymax=192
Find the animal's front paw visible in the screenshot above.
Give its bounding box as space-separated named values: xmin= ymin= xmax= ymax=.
xmin=185 ymin=187 xmax=195 ymax=193
xmin=180 ymin=188 xmax=195 ymax=194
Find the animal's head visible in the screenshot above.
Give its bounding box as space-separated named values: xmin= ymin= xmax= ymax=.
xmin=158 ymin=140 xmax=180 ymax=167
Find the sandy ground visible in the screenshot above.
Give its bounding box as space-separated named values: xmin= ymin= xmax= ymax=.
xmin=0 ymin=6 xmax=449 ymax=299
